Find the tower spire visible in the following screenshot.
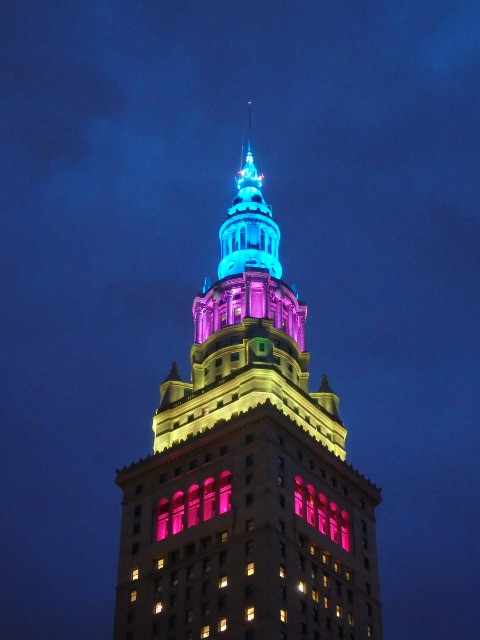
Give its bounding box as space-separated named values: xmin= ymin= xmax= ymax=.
xmin=247 ymin=100 xmax=252 ymax=153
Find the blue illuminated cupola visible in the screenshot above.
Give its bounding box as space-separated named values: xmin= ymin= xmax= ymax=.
xmin=217 ymin=146 xmax=282 ymax=280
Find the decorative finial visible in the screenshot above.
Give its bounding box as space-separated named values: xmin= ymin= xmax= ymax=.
xmin=163 ymin=361 xmax=182 ymax=382
xmin=319 ymin=374 xmax=333 ymax=393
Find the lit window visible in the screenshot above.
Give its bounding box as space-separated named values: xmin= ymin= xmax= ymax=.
xmin=279 ymin=565 xmax=285 ymax=578
xmin=187 ymin=484 xmax=201 ymax=528
xmin=334 ymin=562 xmax=341 ymax=573
xmin=156 ymin=498 xmax=169 ymax=541
xmin=348 ymin=612 xmax=355 ymax=626
xmin=218 ymin=617 xmax=227 ymax=632
xmin=330 ymin=502 xmax=339 ymax=543
xmin=323 ymin=573 xmax=329 ymax=588
xmin=323 ymin=596 xmax=329 ymax=609
xmin=294 ymin=476 xmax=303 ymax=517
xmin=171 ymin=491 xmax=185 ymax=534
xmin=306 ymin=485 xmax=316 ymax=526
xmin=336 ymin=604 xmax=343 ymax=618
xmin=220 ymin=530 xmax=228 ymax=543
xmin=203 ymin=478 xmax=216 ymax=520
xmin=310 ymin=544 xmax=316 ymax=556
xmin=367 ymin=625 xmax=373 ymax=638
xmin=130 ymin=589 xmax=137 ymax=603
xmin=345 ymin=570 xmax=352 ymax=581
xmin=219 ymin=470 xmax=232 ymax=514
xmin=298 ymin=580 xmax=306 ymax=593
xmin=280 ymin=609 xmax=287 ymax=623
xmin=246 ymin=562 xmax=255 ymax=576
xmin=219 ymin=575 xmax=228 ymax=588
xmin=156 ymin=558 xmax=164 ymax=570
xmin=312 ymin=588 xmax=319 ymax=602
xmin=201 ymin=625 xmax=210 ymax=639
xmin=322 ymin=552 xmax=329 ymax=565
xmin=245 ymin=606 xmax=255 ymax=621
xmin=131 ymin=568 xmax=139 ymax=581
xmin=154 ymin=601 xmax=163 ymax=614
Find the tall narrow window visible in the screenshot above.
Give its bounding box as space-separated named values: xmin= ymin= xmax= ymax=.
xmin=260 ymin=229 xmax=265 ymax=250
xmin=156 ymin=499 xmax=169 ymax=541
xmin=187 ymin=484 xmax=200 ymax=528
xmin=203 ymin=478 xmax=216 ymax=521
xmin=329 ymin=502 xmax=339 ymax=543
xmin=294 ymin=476 xmax=303 ymax=517
xmin=306 ymin=484 xmax=316 ymax=526
xmin=240 ymin=226 xmax=246 ymax=249
xmin=171 ymin=491 xmax=184 ymax=534
xmin=318 ymin=493 xmax=328 ymax=535
xmin=341 ymin=510 xmax=351 ymax=551
xmin=219 ymin=470 xmax=232 ymax=514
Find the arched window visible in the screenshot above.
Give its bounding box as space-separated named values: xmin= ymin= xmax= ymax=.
xmin=240 ymin=226 xmax=246 ymax=249
xmin=260 ymin=229 xmax=265 ymax=251
xmin=318 ymin=493 xmax=328 ymax=535
xmin=219 ymin=470 xmax=232 ymax=514
xmin=340 ymin=510 xmax=351 ymax=551
xmin=171 ymin=491 xmax=185 ymax=534
xmin=329 ymin=502 xmax=339 ymax=543
xmin=306 ymin=484 xmax=316 ymax=526
xmin=203 ymin=478 xmax=215 ymax=521
xmin=187 ymin=485 xmax=200 ymax=528
xmin=294 ymin=476 xmax=304 ymax=517
xmin=156 ymin=498 xmax=169 ymax=541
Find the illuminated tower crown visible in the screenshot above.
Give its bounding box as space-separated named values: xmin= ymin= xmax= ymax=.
xmin=153 ymin=142 xmax=346 ymax=459
xmin=218 ymin=148 xmax=281 ymax=280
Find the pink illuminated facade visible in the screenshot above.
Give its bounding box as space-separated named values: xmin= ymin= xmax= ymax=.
xmin=113 ymin=139 xmax=383 ymax=640
xmin=155 ymin=471 xmax=232 ymax=541
xmin=293 ymin=475 xmax=352 ymax=552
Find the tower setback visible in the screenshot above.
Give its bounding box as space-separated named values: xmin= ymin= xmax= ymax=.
xmin=113 ymin=144 xmax=383 ymax=640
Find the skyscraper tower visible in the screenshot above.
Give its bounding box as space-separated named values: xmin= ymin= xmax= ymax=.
xmin=113 ymin=141 xmax=383 ymax=640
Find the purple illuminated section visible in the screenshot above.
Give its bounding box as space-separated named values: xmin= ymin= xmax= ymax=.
xmin=219 ymin=470 xmax=232 ymax=514
xmin=155 ymin=471 xmax=232 ymax=542
xmin=203 ymin=478 xmax=215 ymax=521
xmin=293 ymin=476 xmax=351 ymax=552
xmin=294 ymin=475 xmax=303 ymax=517
xmin=318 ymin=493 xmax=328 ymax=535
xmin=193 ymin=271 xmax=307 ymax=350
xmin=172 ymin=491 xmax=185 ymax=534
xmin=156 ymin=499 xmax=169 ymax=541
xmin=187 ymin=485 xmax=200 ymax=528
xmin=306 ymin=484 xmax=315 ymax=526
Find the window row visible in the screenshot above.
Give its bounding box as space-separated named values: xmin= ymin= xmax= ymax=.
xmin=156 ymin=471 xmax=232 ymax=541
xmin=294 ymin=476 xmax=351 ymax=551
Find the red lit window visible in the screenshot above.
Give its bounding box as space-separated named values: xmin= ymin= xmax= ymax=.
xmin=203 ymin=478 xmax=216 ymax=521
xmin=318 ymin=493 xmax=328 ymax=535
xmin=172 ymin=491 xmax=185 ymax=534
xmin=306 ymin=484 xmax=316 ymax=526
xmin=340 ymin=510 xmax=351 ymax=551
xmin=156 ymin=499 xmax=169 ymax=541
xmin=294 ymin=476 xmax=304 ymax=517
xmin=219 ymin=470 xmax=232 ymax=514
xmin=329 ymin=502 xmax=339 ymax=543
xmin=187 ymin=484 xmax=200 ymax=528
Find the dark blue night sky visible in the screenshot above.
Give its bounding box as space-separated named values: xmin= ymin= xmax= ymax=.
xmin=2 ymin=2 xmax=479 ymax=638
